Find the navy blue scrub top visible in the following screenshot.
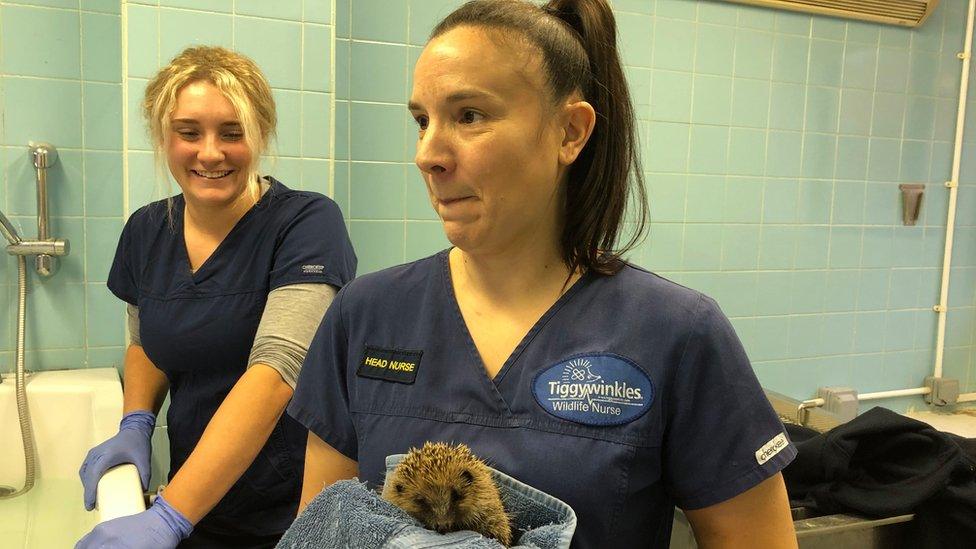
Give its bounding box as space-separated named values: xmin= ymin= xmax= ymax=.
xmin=289 ymin=250 xmax=796 ymax=548
xmin=108 ymin=177 xmax=356 ymax=537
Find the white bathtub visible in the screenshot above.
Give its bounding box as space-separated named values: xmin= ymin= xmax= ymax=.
xmin=0 ymin=368 xmax=145 ymax=548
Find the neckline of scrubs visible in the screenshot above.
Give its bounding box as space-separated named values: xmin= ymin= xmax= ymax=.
xmin=438 ymin=249 xmax=594 ymax=391
xmin=176 ymin=177 xmax=279 ymax=282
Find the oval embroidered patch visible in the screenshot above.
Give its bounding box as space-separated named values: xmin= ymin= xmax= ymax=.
xmin=533 ymin=354 xmax=653 ymax=426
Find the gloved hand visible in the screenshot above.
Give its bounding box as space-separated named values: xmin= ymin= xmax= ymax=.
xmin=74 ymin=494 xmax=193 ymax=549
xmin=79 ymin=410 xmax=155 ymax=511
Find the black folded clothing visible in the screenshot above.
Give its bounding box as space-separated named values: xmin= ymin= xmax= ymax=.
xmin=782 ymin=407 xmax=976 ymax=548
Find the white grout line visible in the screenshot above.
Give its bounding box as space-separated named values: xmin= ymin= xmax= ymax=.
xmin=78 ymin=0 xmax=91 ymax=361
xmin=328 ymin=0 xmax=336 ymax=199
xmin=122 ymin=0 xmax=129 ymax=218
xmin=401 ymin=0 xmax=411 ymax=260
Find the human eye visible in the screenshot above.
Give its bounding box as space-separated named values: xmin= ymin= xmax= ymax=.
xmin=413 ymin=114 xmax=429 ymax=131
xmin=459 ymin=109 xmax=484 ymax=124
xmin=175 ymin=128 xmax=199 ymax=140
xmin=220 ymin=124 xmax=244 ymax=141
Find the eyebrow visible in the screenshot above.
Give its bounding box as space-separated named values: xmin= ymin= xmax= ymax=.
xmin=170 ymin=119 xmax=242 ymax=126
xmin=408 ymin=89 xmax=496 ymax=111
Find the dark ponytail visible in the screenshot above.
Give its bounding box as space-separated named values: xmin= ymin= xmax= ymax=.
xmin=431 ymin=0 xmax=647 ymax=276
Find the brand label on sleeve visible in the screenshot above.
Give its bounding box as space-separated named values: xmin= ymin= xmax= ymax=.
xmin=357 ymin=345 xmax=422 ymax=384
xmin=756 ymin=433 xmax=789 ymax=465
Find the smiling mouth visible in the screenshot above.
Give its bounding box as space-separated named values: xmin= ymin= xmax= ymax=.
xmin=191 ymin=169 xmax=234 ymax=179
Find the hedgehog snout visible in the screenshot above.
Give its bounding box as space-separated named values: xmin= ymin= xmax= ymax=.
xmin=430 ymin=502 xmax=451 ymax=522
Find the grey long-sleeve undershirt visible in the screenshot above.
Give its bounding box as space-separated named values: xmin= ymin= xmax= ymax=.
xmin=126 ymin=283 xmax=337 ymax=389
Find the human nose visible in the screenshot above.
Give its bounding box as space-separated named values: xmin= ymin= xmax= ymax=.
xmin=414 ymin=123 xmax=454 ymax=176
xmin=197 ymin=134 xmax=225 ymax=164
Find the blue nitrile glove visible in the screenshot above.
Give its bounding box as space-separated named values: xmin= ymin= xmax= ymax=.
xmin=75 ymin=494 xmax=193 ymax=549
xmin=79 ymin=410 xmax=155 ymax=511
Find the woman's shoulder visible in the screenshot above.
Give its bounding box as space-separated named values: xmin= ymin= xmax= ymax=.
xmin=338 ymin=252 xmax=446 ymax=305
xmin=264 ymin=177 xmax=342 ymax=217
xmin=595 ymin=263 xmax=718 ymax=328
xmin=124 ymin=197 xmax=175 ymax=233
xmin=607 ymin=263 xmax=704 ymax=305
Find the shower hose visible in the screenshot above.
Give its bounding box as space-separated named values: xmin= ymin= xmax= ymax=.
xmin=0 ymin=255 xmax=37 ymax=499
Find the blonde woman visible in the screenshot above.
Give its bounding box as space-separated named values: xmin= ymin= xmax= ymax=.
xmin=76 ymin=46 xmax=356 ymax=549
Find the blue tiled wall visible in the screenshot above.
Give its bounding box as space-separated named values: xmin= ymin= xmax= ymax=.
xmin=336 ymin=0 xmax=976 ymax=411
xmin=0 ymin=0 xmax=124 ymax=372
xmin=332 ymin=0 xmax=460 ymax=276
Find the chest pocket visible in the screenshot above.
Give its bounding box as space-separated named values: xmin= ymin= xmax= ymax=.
xmin=351 ymin=344 xmax=662 ymax=450
xmin=139 ymin=292 xmax=266 ymax=377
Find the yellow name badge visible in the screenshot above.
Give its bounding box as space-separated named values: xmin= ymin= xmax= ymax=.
xmin=357 ymin=345 xmax=423 ymax=384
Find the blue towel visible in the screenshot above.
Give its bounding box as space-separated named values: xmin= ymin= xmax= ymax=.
xmin=277 ymin=454 xmax=576 ymax=548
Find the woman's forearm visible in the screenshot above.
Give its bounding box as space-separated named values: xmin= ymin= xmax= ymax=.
xmin=122 ymin=344 xmax=170 ymax=415
xmin=299 ymin=432 xmax=358 ymax=515
xmin=160 ymin=364 xmax=294 ymax=524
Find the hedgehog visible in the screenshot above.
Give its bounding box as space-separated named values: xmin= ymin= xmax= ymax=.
xmin=382 ymin=442 xmax=512 ymax=546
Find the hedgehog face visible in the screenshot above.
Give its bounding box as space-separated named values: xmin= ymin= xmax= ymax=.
xmin=383 ymin=442 xmax=496 ymax=534
xmin=393 ymin=465 xmax=477 ymax=533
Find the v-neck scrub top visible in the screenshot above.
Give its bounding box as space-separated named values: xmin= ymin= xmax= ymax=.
xmin=108 ymin=178 xmax=356 ymax=537
xmin=288 ymin=250 xmax=796 ymax=548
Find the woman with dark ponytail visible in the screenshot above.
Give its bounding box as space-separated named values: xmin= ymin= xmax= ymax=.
xmin=289 ymin=1 xmax=797 ymax=546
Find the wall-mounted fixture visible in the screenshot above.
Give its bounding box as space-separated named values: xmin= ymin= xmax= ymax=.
xmin=0 ymin=141 xmax=72 ymax=499
xmin=11 ymin=142 xmax=70 ymax=276
xmin=722 ymin=0 xmax=940 ymax=28
xmin=899 ymin=184 xmax=925 ymax=226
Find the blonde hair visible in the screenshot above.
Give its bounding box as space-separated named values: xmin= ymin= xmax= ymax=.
xmin=143 ymin=45 xmax=276 ymax=205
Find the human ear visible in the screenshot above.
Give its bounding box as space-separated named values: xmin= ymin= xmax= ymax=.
xmin=558 ymin=100 xmax=596 ymax=166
